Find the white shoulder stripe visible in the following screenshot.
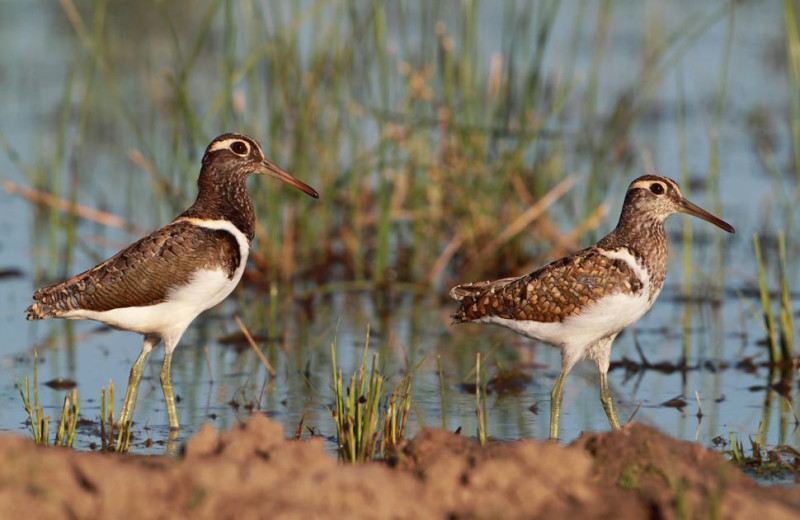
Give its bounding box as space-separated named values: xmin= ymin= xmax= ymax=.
xmin=173 ymin=217 xmax=251 ymax=262
xmin=598 ymin=248 xmax=649 ymax=293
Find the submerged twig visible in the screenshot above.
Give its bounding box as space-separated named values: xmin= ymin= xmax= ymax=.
xmin=783 ymin=396 xmax=800 ymax=427
xmin=203 ymin=346 xmax=214 ymax=384
xmin=694 ymin=390 xmax=704 ymax=418
xmin=631 ymin=329 xmax=650 ymax=367
xmin=625 ymin=402 xmax=643 ymax=425
xmin=234 ymin=315 xmax=276 ymax=377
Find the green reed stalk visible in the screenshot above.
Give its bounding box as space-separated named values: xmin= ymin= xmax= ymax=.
xmin=677 ymin=68 xmax=693 ymax=364
xmin=100 ymin=385 xmax=107 ymax=449
xmin=729 ymin=427 xmax=743 ymax=463
xmin=777 ymin=232 xmax=794 ymax=361
xmin=16 ymin=351 xmax=48 ymax=445
xmin=476 ymin=352 xmax=487 ymax=446
xmin=98 ymin=379 xmax=131 ymax=453
xmin=55 ymin=389 xmax=79 ymax=448
xmin=753 ymin=234 xmax=779 ymax=363
xmin=706 ymin=3 xmax=735 ymax=291
xmin=371 ymin=0 xmax=391 ymax=283
xmin=437 ymin=355 xmax=448 ymax=429
xmin=382 ymin=372 xmax=414 ymax=457
xmin=783 ymin=0 xmax=800 ymax=197
xmin=582 ymin=0 xmax=612 ymax=212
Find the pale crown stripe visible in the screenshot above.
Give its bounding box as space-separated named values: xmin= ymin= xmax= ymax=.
xmin=207 ymin=138 xmax=251 ymax=155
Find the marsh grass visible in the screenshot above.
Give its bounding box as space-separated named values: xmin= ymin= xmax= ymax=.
xmin=55 ymin=389 xmax=80 ymax=448
xmin=16 ymin=352 xmax=79 ymax=448
xmin=753 ymin=233 xmax=795 ymax=366
xmin=100 ymin=380 xmax=133 ymax=453
xmin=16 ymin=352 xmax=47 ymax=445
xmin=726 ymin=429 xmax=800 ymax=480
xmin=330 ymin=326 xmax=421 ymax=463
xmin=330 ymin=327 xmax=384 ymax=463
xmin=381 ymin=369 xmax=414 ymax=457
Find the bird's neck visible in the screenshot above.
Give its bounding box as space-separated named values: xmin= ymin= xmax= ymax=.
xmin=180 ymin=176 xmax=255 ymax=242
xmin=599 ymin=209 xmax=668 ymax=296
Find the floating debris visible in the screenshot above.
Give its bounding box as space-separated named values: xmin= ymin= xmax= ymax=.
xmin=660 ymin=396 xmax=688 ymax=410
xmin=44 ymin=378 xmax=77 ymax=390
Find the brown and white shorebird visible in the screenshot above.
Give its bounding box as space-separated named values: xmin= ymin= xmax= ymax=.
xmin=450 ymin=175 xmax=734 ymax=439
xmin=26 ymin=133 xmax=318 ymax=431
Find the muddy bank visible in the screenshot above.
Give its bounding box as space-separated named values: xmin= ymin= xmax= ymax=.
xmin=0 ymin=416 xmax=797 ymax=519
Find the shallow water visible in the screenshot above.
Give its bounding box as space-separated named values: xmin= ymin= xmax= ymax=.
xmin=0 ymin=1 xmax=798 ymax=473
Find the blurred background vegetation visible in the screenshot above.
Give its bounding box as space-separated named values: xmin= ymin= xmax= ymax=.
xmin=3 ymin=0 xmax=751 ymax=295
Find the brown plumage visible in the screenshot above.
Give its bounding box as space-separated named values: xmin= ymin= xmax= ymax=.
xmin=27 ymin=221 xmax=241 ymax=319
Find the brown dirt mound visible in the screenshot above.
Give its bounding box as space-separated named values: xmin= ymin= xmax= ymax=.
xmin=0 ymin=416 xmax=797 ymax=519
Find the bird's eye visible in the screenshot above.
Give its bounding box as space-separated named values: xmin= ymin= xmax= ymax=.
xmin=231 ymin=141 xmax=248 ymax=155
xmin=650 ymin=183 xmax=665 ymax=195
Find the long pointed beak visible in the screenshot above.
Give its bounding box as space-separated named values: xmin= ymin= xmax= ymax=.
xmin=257 ymin=160 xmax=319 ymax=199
xmin=678 ymin=198 xmax=735 ymax=233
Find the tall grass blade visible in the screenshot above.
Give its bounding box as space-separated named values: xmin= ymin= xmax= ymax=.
xmin=476 ymin=352 xmax=487 ymax=446
xmin=777 ymin=231 xmax=794 ymax=361
xmin=753 ymin=233 xmax=778 ymax=363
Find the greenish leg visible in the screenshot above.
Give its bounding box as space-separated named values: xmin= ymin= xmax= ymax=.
xmin=599 ymin=372 xmax=621 ymax=430
xmin=549 ymin=371 xmax=567 ymax=440
xmin=160 ymin=350 xmax=179 ymax=431
xmin=118 ymin=337 xmax=156 ymax=428
xmin=164 ymin=429 xmax=180 ymax=457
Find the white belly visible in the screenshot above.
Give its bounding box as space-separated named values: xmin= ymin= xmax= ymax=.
xmin=62 ymin=267 xmax=243 ymax=337
xmin=479 ymin=290 xmax=653 ymax=349
xmin=481 ymin=246 xmax=658 ymax=349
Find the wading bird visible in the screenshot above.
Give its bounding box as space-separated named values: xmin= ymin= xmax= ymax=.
xmin=450 ymin=175 xmax=734 ymax=439
xmin=27 ymin=133 xmax=318 ymax=430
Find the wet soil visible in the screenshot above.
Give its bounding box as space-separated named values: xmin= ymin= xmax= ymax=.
xmin=1 ymin=416 xmax=798 ymax=519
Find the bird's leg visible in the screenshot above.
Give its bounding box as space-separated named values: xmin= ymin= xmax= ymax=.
xmin=549 ymin=371 xmax=567 ymax=440
xmin=160 ymin=348 xmax=179 ymax=431
xmin=591 ymin=334 xmax=620 ymax=430
xmin=118 ymin=335 xmax=158 ymax=428
xmin=599 ymin=371 xmax=621 ymax=430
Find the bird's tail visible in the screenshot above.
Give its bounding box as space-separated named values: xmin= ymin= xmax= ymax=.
xmin=26 ymin=282 xmax=79 ymax=320
xmin=25 ymin=301 xmax=55 ymax=320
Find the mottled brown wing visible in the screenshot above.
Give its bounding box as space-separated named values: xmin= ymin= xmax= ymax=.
xmin=452 ymin=248 xmax=643 ymax=323
xmin=27 ymin=222 xmax=242 ymax=319
xmin=449 ymin=277 xmax=518 ymax=300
